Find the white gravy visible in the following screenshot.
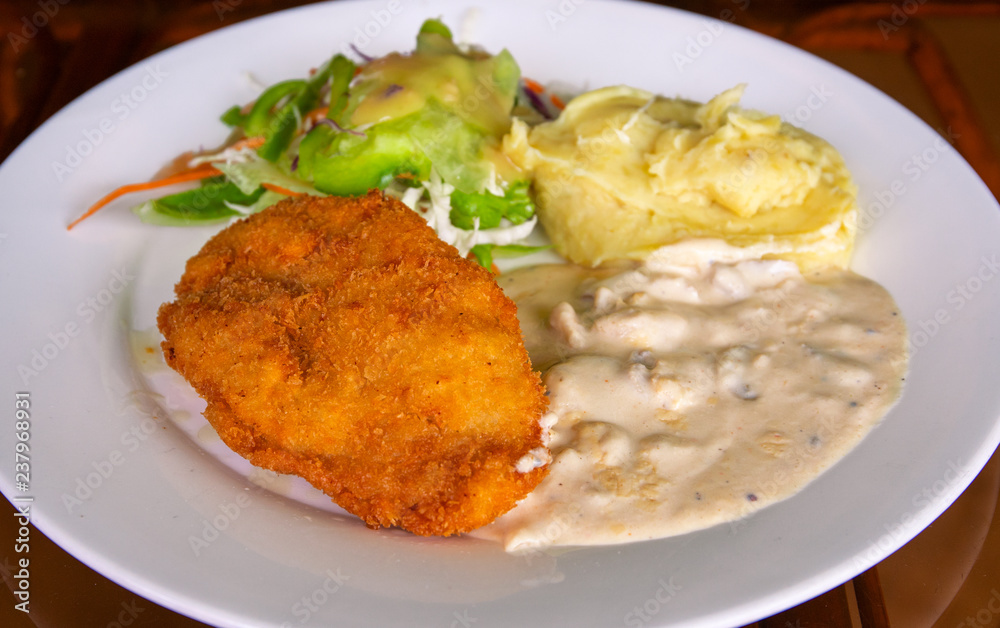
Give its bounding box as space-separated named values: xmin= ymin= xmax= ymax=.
xmin=474 ymin=241 xmax=908 ymax=551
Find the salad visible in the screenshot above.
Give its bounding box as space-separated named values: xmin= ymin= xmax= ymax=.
xmin=69 ymin=19 xmax=561 ymax=269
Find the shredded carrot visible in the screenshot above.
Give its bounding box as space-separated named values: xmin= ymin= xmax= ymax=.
xmin=549 ymin=93 xmax=566 ymax=110
xmin=261 ymin=183 xmax=303 ymax=197
xmin=302 ymin=106 xmax=330 ymax=128
xmin=67 ymin=166 xmax=222 ymax=231
xmin=68 ymin=135 xmax=271 ymax=230
xmin=523 ymin=78 xmax=544 ymax=94
xmin=229 ymin=136 xmax=265 ymax=150
xmin=176 ymin=136 xmax=265 ymax=172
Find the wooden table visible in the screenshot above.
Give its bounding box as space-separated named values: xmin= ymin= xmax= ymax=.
xmin=2 ymin=1 xmax=999 ymax=626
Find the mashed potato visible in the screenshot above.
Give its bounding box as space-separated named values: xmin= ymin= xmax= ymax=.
xmin=503 ymin=85 xmax=858 ymax=270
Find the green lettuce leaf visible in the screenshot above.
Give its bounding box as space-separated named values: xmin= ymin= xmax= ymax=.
xmin=449 ymin=180 xmax=535 ymax=229
xmin=131 ymin=178 xmax=265 ymax=226
xmin=214 ymin=158 xmax=322 ymax=196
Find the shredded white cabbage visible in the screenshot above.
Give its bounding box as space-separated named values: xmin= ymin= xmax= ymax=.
xmin=399 ymin=186 xmax=424 ymax=210
xmin=457 ymin=8 xmax=481 ymax=49
xmin=223 ymin=201 xmax=254 ymax=215
xmin=475 ymin=215 xmax=538 ymax=246
xmin=244 ymin=71 xmax=268 ymax=93
xmin=393 ymin=169 xmax=538 ymax=256
xmin=484 ymin=163 xmax=505 ymax=197
xmin=187 ymin=145 xmax=257 ymax=168
xmin=214 ymin=155 xmax=321 ymax=196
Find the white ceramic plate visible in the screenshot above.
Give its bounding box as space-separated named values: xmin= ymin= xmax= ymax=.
xmin=3 ymin=1 xmax=1000 ymax=626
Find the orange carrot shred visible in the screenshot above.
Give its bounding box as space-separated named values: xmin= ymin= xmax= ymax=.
xmin=229 ymin=136 xmax=265 ymax=150
xmin=261 ymin=183 xmax=303 ymax=197
xmin=302 ymin=106 xmax=330 ymax=128
xmin=523 ymin=78 xmax=544 ymax=94
xmin=67 ymin=166 xmax=222 ymax=231
xmin=68 ymin=136 xmax=270 ymax=230
xmin=550 ymin=93 xmax=566 ymax=110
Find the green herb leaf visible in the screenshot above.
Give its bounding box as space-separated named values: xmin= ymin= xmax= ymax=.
xmin=469 ymin=244 xmax=495 ymax=269
xmin=449 ymin=180 xmax=535 ymax=229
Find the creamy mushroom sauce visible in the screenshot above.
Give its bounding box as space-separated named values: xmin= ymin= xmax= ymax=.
xmin=474 ymin=241 xmax=908 ymax=551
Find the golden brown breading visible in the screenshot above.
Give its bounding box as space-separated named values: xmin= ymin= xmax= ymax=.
xmin=157 ymin=191 xmax=549 ymax=536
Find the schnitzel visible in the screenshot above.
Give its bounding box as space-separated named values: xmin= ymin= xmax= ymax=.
xmin=157 ymin=191 xmax=549 ymax=536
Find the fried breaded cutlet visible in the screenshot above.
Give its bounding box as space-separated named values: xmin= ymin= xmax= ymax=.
xmin=157 ymin=191 xmax=549 ymax=536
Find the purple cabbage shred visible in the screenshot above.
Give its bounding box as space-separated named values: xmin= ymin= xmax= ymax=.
xmin=317 ymin=118 xmax=367 ymax=138
xmin=350 ymin=43 xmax=374 ymax=62
xmin=522 ymin=82 xmax=553 ymax=120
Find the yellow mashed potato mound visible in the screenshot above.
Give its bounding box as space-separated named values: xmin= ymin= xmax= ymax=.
xmin=503 ymin=85 xmax=858 ymax=270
